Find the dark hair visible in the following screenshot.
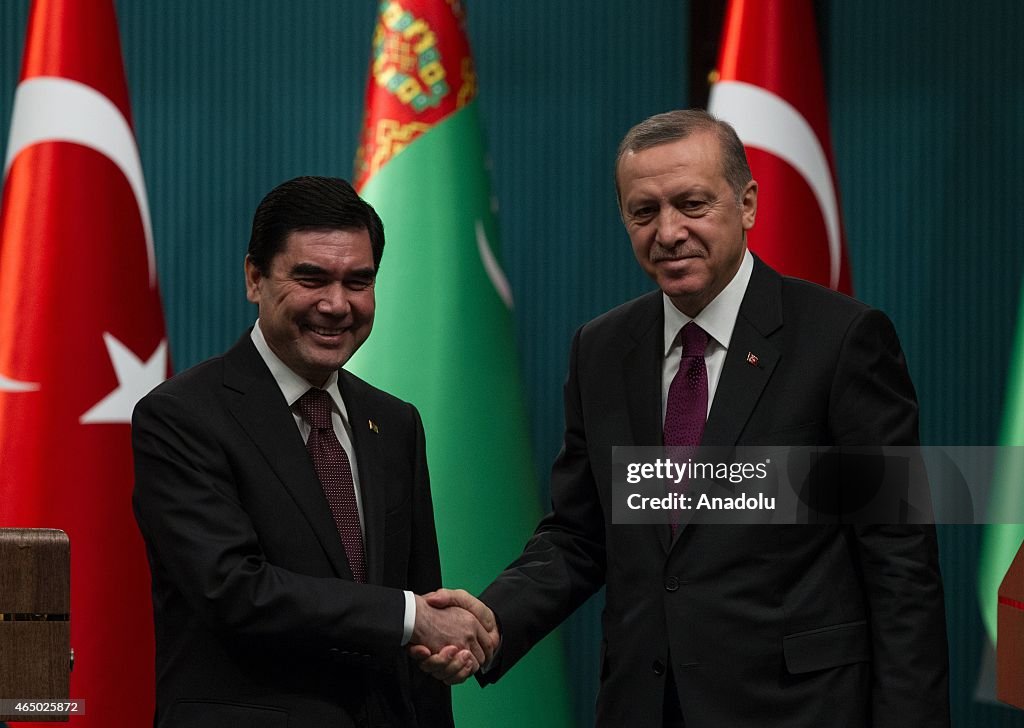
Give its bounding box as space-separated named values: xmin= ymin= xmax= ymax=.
xmin=614 ymin=109 xmax=753 ymax=204
xmin=247 ymin=176 xmax=385 ymax=273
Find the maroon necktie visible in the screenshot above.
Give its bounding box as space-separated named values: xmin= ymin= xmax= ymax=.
xmin=664 ymin=322 xmax=709 ymax=535
xmin=298 ymin=387 xmax=367 ymax=583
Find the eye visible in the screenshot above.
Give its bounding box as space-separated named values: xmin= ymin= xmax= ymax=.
xmin=680 ymin=199 xmax=711 ymax=217
xmin=295 ymin=276 xmax=327 ymax=288
xmin=630 ymin=205 xmax=656 ymax=221
xmin=346 ymin=276 xmax=375 ymax=291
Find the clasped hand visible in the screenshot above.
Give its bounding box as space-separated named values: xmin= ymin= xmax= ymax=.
xmin=409 ymin=588 xmax=499 ymax=685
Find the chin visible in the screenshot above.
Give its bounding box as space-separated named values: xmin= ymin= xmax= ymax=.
xmin=659 ymin=279 xmax=707 ymax=300
xmin=298 ymin=350 xmax=348 ymax=376
xmin=318 ymin=354 xmax=351 ymax=372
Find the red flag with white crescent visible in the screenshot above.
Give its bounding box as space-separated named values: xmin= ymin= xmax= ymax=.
xmin=0 ymin=0 xmax=168 ymax=724
xmin=708 ymin=0 xmax=853 ymax=293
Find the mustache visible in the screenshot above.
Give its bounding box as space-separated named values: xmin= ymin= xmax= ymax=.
xmin=649 ymin=244 xmax=703 ymax=263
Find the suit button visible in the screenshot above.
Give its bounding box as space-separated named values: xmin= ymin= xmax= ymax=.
xmin=652 ymin=660 xmax=666 ymax=675
xmin=664 ymin=576 xmax=679 ymax=592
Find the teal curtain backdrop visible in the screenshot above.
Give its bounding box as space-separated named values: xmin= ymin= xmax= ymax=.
xmin=1 ymin=2 xmax=1021 ymax=726
xmin=824 ymin=3 xmax=1024 ymax=726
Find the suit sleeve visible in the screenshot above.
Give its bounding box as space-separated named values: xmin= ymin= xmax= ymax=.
xmin=478 ymin=327 xmax=607 ymax=682
xmin=402 ymin=406 xmax=455 ymax=727
xmin=131 ymin=388 xmax=407 ymax=657
xmin=830 ymin=308 xmax=950 ymax=727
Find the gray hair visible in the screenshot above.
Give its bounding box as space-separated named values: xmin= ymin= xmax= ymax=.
xmin=614 ymin=109 xmax=753 ymax=204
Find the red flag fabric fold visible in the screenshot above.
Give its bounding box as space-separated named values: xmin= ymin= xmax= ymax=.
xmin=709 ymin=0 xmax=852 ymax=293
xmin=0 ymin=1 xmax=168 ymax=724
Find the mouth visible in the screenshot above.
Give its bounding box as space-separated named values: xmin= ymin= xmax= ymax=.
xmin=652 ymin=254 xmax=701 ymax=267
xmin=303 ymin=323 xmax=347 ymax=339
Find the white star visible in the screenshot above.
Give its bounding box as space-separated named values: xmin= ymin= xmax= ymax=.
xmin=80 ymin=333 xmax=168 ymax=424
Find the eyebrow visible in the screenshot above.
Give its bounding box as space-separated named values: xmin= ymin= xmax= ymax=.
xmin=289 ymin=262 xmax=376 ymax=279
xmin=290 ymin=263 xmax=329 ymax=276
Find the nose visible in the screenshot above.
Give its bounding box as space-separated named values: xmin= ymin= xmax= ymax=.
xmin=317 ymin=283 xmax=350 ymax=316
xmin=654 ymin=207 xmax=689 ymax=248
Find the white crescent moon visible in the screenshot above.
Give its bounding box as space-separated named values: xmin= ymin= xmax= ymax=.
xmin=0 ymin=76 xmax=156 ymax=393
xmin=0 ymin=374 xmax=39 ymax=392
xmin=4 ymin=75 xmax=157 ymax=286
xmin=476 ymin=219 xmax=513 ymax=309
xmin=709 ymin=80 xmax=841 ymax=290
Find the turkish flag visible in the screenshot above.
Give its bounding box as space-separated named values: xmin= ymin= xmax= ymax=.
xmin=708 ymin=0 xmax=852 ymax=293
xmin=0 ymin=0 xmax=168 ymax=724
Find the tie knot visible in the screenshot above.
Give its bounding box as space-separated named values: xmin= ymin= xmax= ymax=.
xmin=297 ymin=388 xmax=333 ymax=430
xmin=680 ymin=322 xmax=709 ymax=358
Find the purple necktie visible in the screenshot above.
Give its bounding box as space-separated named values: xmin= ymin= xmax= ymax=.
xmin=664 ymin=322 xmax=709 ymax=535
xmin=298 ymin=388 xmax=367 ymax=583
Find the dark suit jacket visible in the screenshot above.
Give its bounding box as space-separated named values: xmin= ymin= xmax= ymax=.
xmin=480 ymin=258 xmax=949 ymax=728
xmin=132 ymin=333 xmax=453 ymax=728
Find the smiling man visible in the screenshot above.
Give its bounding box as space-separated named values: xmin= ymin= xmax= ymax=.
xmin=132 ymin=177 xmax=496 ymax=728
xmin=616 ymin=117 xmax=756 ymax=318
xmin=418 ymin=111 xmax=950 ymax=727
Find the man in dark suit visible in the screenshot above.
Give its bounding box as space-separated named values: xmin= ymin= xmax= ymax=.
xmin=417 ymin=111 xmax=950 ymax=726
xmin=132 ymin=176 xmax=496 ymax=728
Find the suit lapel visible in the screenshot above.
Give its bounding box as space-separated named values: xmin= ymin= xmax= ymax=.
xmin=671 ymin=258 xmax=783 ymax=547
xmin=221 ymin=335 xmax=354 ymax=580
xmin=621 ymin=293 xmax=672 ymax=553
xmin=623 ymin=293 xmax=665 ymax=448
xmin=338 ymin=371 xmax=388 ymax=586
xmin=702 ymin=258 xmax=783 ymax=446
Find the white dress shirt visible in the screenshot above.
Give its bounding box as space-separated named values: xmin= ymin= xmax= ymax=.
xmin=661 ymin=249 xmax=754 ymax=421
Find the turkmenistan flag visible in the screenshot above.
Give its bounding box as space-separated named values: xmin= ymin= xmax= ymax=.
xmin=350 ymin=2 xmax=571 ymax=725
xmin=978 ymin=280 xmax=1024 ymax=664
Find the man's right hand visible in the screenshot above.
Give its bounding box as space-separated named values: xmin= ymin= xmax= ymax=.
xmin=411 ymin=591 xmax=497 ymax=667
xmin=409 ymin=589 xmax=500 ymax=685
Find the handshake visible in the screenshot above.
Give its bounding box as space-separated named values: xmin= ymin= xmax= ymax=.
xmin=409 ymin=588 xmax=500 ymax=686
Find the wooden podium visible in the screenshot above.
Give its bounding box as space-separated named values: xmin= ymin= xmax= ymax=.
xmin=0 ymin=529 xmax=71 ymax=722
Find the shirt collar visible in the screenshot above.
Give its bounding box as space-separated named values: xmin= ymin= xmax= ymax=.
xmin=250 ymin=320 xmax=342 ymax=411
xmin=662 ymin=248 xmax=754 ymax=356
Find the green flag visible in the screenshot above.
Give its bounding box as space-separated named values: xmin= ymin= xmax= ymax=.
xmin=978 ymin=280 xmax=1024 ymax=646
xmin=351 ymin=2 xmax=571 ymax=725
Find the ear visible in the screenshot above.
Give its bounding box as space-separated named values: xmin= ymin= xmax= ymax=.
xmin=741 ymin=179 xmax=758 ymax=231
xmin=244 ymin=256 xmax=262 ymax=304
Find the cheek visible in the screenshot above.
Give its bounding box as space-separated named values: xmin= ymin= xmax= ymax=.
xmin=359 ymin=288 xmax=376 ymax=307
xmin=352 ymin=296 xmax=376 ymax=322
xmin=629 ymin=234 xmax=650 ymax=260
xmin=284 ymin=291 xmax=319 ymax=314
xmin=701 ymin=226 xmax=734 ymax=254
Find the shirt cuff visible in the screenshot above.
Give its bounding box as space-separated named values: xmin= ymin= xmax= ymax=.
xmin=401 ymin=590 xmax=416 ymax=645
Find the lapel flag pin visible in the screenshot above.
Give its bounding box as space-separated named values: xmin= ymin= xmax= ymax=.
xmin=368 ymin=419 xmax=379 ymax=433
xmin=746 ymin=352 xmax=760 ymax=367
